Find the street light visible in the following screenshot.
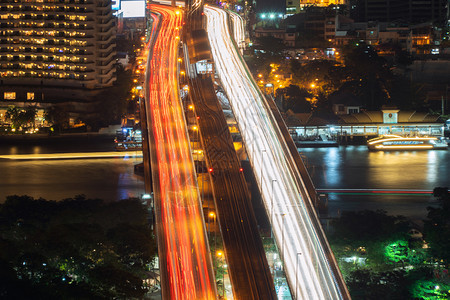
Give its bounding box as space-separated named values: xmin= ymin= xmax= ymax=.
xmin=216 ymin=250 xmax=224 ymax=297
xmin=209 ymin=212 xmax=216 ymax=250
xmin=265 ymin=83 xmax=274 ymax=97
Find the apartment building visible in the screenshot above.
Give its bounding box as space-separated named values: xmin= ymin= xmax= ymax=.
xmin=286 ymin=0 xmax=347 ymax=15
xmin=0 ymin=0 xmax=116 ymax=104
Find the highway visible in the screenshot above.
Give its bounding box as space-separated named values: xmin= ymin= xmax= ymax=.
xmin=228 ymin=10 xmax=245 ymax=52
xmin=188 ymin=75 xmax=277 ymax=299
xmin=143 ymin=4 xmax=216 ymax=299
xmin=205 ymin=6 xmax=350 ymax=299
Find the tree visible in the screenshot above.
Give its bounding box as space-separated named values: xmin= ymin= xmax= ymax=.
xmin=5 ymin=106 xmax=37 ymax=130
xmin=346 ymin=269 xmax=411 ymax=299
xmin=44 ymin=106 xmax=70 ymax=133
xmin=423 ymin=187 xmax=450 ymax=264
xmin=0 ymin=195 xmax=157 ymax=299
xmin=276 ymin=84 xmax=312 ymax=113
xmin=330 ymin=210 xmax=410 ymax=270
xmin=385 ymin=240 xmax=409 ymax=264
xmin=342 ymin=43 xmax=393 ymax=109
xmin=410 ymin=280 xmax=450 ymax=299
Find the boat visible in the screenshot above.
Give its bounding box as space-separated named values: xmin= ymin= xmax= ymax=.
xmin=115 ymin=141 xmax=142 ymax=151
xmin=367 ymin=134 xmax=448 ymax=151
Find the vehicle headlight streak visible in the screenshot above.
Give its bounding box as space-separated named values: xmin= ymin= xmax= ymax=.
xmin=205 ymin=6 xmax=345 ymax=299
xmin=228 ymin=10 xmax=245 ymax=52
xmin=146 ymin=5 xmax=216 ymax=299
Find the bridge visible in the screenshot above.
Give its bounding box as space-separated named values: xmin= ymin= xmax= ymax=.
xmin=143 ymin=1 xmax=350 ymax=299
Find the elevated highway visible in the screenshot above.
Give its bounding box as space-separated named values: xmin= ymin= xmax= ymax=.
xmin=142 ymin=4 xmax=216 ymax=299
xmin=188 ymin=75 xmax=276 ymax=299
xmin=204 ymin=6 xmax=350 ymax=299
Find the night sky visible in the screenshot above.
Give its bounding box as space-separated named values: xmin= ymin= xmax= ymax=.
xmin=255 ymin=0 xmax=286 ymax=13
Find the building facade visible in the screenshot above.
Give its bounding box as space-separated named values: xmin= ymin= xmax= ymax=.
xmin=286 ymin=0 xmax=347 ymax=15
xmin=0 ymin=0 xmax=116 ymax=96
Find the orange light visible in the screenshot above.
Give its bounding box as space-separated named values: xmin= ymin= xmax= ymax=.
xmin=209 ymin=212 xmax=215 ymax=218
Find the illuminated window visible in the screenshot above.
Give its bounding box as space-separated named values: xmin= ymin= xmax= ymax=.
xmin=4 ymin=92 xmax=16 ymax=100
xmin=27 ymin=92 xmax=35 ymax=100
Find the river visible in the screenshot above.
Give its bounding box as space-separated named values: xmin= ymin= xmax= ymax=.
xmin=300 ymin=146 xmax=449 ymax=219
xmin=0 ymin=136 xmax=447 ymax=220
xmin=0 ymin=135 xmax=145 ymax=202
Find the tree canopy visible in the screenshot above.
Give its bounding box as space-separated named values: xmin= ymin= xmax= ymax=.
xmin=0 ymin=195 xmax=157 ymax=299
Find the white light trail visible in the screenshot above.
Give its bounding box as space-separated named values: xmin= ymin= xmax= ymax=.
xmin=205 ymin=6 xmax=346 ymax=299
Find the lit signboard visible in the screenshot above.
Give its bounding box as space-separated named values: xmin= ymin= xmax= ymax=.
xmin=121 ymin=0 xmax=145 ymax=18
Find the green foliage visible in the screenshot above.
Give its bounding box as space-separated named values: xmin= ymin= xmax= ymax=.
xmin=332 ymin=210 xmax=409 ymax=244
xmin=385 ymin=240 xmax=409 ymax=263
xmin=346 ymin=269 xmax=411 ymax=299
xmin=5 ymin=106 xmax=37 ymax=130
xmin=0 ymin=195 xmax=157 ymax=299
xmin=410 ymin=280 xmax=450 ymax=300
xmin=329 ymin=207 xmax=450 ymax=299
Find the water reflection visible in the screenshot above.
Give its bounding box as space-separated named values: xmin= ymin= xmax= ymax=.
xmin=0 ymin=157 xmax=145 ymax=202
xmin=302 ymin=146 xmax=449 ymax=218
xmin=426 ymin=151 xmax=437 ymax=183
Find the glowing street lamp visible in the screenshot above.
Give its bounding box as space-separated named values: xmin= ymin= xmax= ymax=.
xmin=265 ymin=83 xmax=274 ymax=96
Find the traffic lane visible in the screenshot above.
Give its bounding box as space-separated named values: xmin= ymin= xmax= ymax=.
xmin=190 ymin=77 xmax=275 ymax=299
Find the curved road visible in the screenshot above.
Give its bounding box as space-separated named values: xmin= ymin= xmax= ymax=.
xmin=144 ymin=4 xmax=216 ymax=299
xmin=204 ymin=6 xmax=349 ymax=299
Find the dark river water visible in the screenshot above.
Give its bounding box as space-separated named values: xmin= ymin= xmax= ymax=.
xmin=0 ymin=136 xmax=448 ymax=220
xmin=0 ymin=135 xmax=145 ymax=202
xmin=300 ymin=146 xmax=449 ymax=219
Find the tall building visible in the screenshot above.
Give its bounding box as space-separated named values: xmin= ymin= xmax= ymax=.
xmin=0 ymin=0 xmax=116 ymax=104
xmin=354 ymin=0 xmax=447 ymax=24
xmin=287 ymin=0 xmax=347 ymax=15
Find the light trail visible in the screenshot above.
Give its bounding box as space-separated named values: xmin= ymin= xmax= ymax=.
xmin=145 ymin=4 xmax=216 ymax=299
xmin=317 ymin=189 xmax=435 ymax=195
xmin=0 ymin=152 xmax=142 ymax=160
xmin=228 ymin=10 xmax=245 ymax=52
xmin=205 ymin=6 xmax=348 ymax=299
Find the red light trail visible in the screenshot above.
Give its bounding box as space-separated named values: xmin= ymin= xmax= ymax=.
xmin=144 ymin=4 xmax=216 ymax=299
